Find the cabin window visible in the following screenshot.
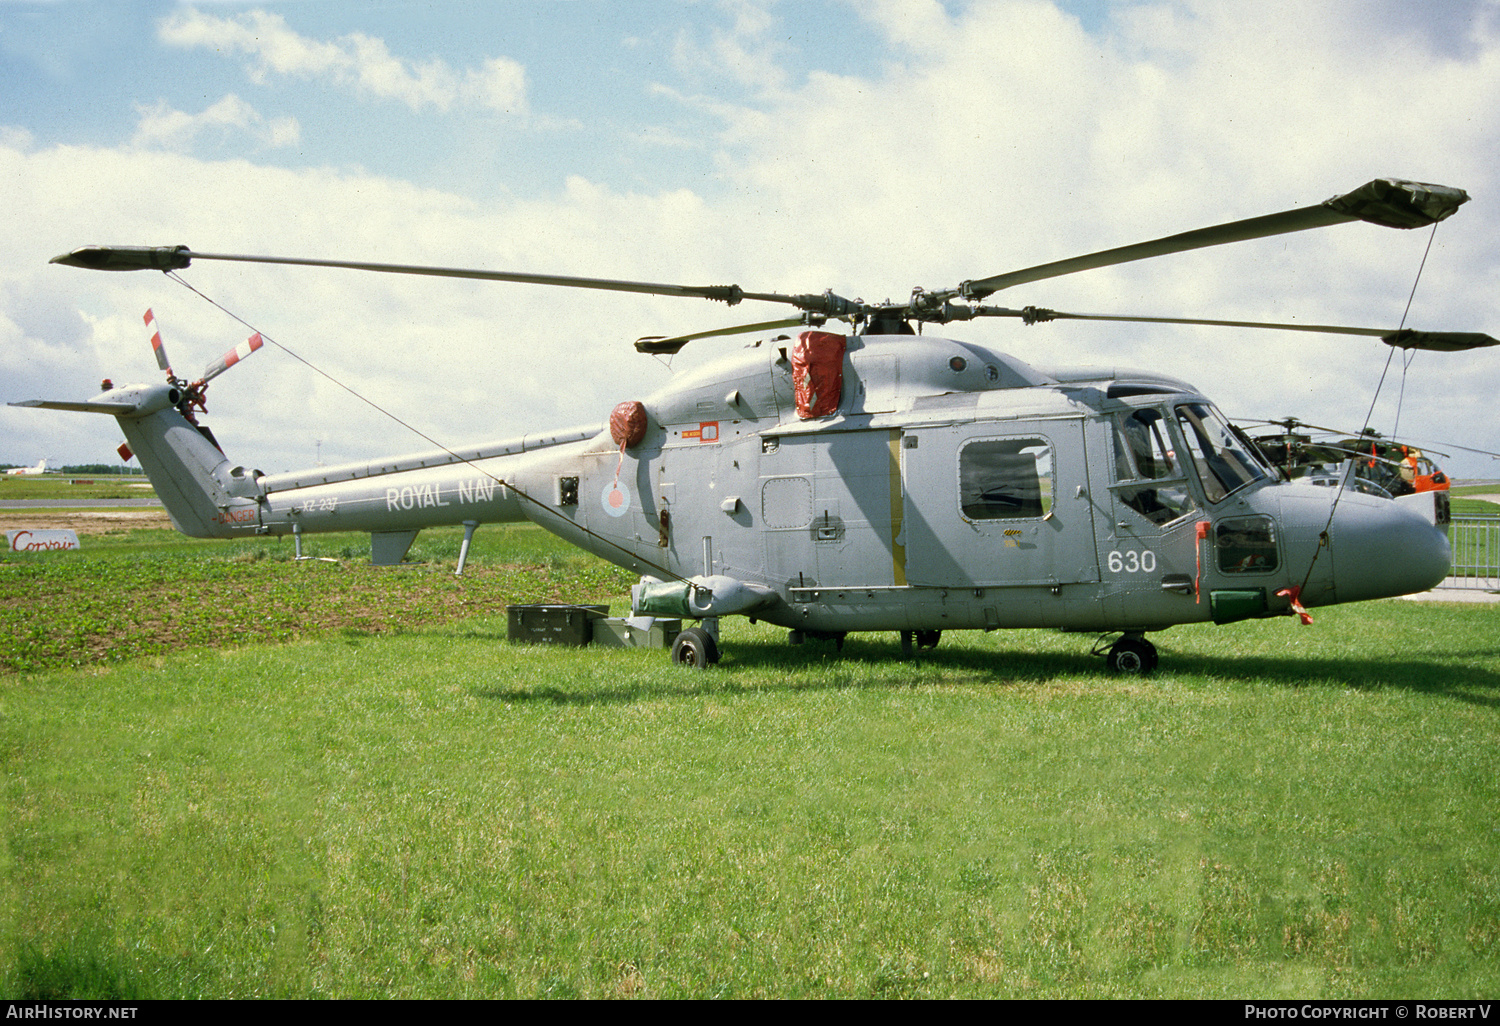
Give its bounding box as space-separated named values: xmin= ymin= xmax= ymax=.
xmin=1175 ymin=403 xmax=1268 ymax=503
xmin=959 ymin=437 xmax=1053 ymax=520
xmin=761 ymin=476 xmax=813 ymax=529
xmin=1111 ymin=409 xmax=1197 ymax=524
xmin=1216 ymin=516 xmax=1278 ymax=574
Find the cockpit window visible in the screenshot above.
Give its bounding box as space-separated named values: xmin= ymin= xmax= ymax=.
xmin=1111 ymin=409 xmax=1197 ymax=524
xmin=1216 ymin=516 xmax=1279 ymax=574
xmin=1115 ymin=408 xmax=1176 ymax=482
xmin=1174 ymin=403 xmax=1269 ymax=503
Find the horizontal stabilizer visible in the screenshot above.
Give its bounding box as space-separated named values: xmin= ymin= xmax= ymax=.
xmin=8 ymin=399 xmax=137 ymax=414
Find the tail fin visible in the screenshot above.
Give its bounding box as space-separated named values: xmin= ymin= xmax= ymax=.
xmin=119 ymin=407 xmax=264 ymax=537
xmin=13 ymin=383 xmax=263 ymax=538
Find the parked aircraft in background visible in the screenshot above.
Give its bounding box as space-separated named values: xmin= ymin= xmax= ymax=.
xmin=2 ymin=458 xmax=51 ymax=477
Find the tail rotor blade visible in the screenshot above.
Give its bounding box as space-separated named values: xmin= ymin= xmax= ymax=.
xmin=144 ymin=308 xmax=174 ymax=379
xmin=200 ymin=333 xmax=264 ymax=384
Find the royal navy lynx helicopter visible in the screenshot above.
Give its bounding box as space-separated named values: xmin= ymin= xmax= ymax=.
xmin=18 ymin=177 xmax=1498 ymax=672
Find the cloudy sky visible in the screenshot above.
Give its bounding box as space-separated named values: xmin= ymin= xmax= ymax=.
xmin=3 ymin=0 xmax=1499 ymax=478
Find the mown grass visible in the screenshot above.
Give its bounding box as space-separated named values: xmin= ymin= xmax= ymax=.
xmin=1447 ymin=483 xmax=1500 ymax=519
xmin=2 ymin=529 xmax=1498 ymax=998
xmin=0 ymin=476 xmax=153 ymax=501
xmin=1450 ymin=499 xmax=1500 ymax=517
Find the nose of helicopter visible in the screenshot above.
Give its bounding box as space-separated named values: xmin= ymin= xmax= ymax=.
xmin=1330 ymin=495 xmax=1451 ymax=602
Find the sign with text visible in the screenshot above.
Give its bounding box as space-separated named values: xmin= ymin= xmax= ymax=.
xmin=6 ymin=529 xmax=81 ymax=552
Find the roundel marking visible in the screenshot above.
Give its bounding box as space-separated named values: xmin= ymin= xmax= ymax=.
xmin=602 ymin=479 xmax=631 ymax=517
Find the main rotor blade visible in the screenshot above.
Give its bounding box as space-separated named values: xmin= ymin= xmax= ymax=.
xmin=50 ymin=246 xmax=869 ymax=317
xmin=1241 ymin=417 xmax=1351 ymax=436
xmin=957 ymin=178 xmax=1470 ymax=301
xmin=1244 ymin=419 xmax=1497 ymax=460
xmin=1295 ymin=439 xmax=1462 ymax=464
xmin=635 ymin=316 xmax=823 ymax=354
xmin=1381 ymin=329 xmax=1500 ymax=352
xmin=985 ymin=306 xmax=1499 ymax=351
xmin=51 ymin=245 xmax=762 ymax=307
xmin=1393 ymin=438 xmax=1500 ymax=460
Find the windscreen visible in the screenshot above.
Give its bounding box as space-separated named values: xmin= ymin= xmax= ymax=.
xmin=1174 ymin=403 xmax=1270 ymax=503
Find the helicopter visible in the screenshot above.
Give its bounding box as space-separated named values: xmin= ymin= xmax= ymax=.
xmin=15 ymin=177 xmax=1498 ymax=673
xmin=1248 ymin=418 xmax=1452 ymax=499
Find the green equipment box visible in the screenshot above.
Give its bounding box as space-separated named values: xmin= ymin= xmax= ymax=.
xmin=506 ymin=604 xmax=609 ymax=646
xmin=591 ymin=617 xmax=682 ymax=650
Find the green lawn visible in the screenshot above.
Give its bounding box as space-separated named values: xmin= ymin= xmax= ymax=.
xmin=0 ymin=475 xmax=153 ymax=501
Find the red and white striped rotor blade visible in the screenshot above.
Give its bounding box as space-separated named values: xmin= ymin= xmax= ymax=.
xmin=144 ymin=308 xmax=174 ymax=378
xmin=200 ymin=333 xmax=264 ymax=384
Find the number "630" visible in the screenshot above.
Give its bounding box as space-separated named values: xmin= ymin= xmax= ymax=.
xmin=1107 ymin=549 xmax=1157 ymax=573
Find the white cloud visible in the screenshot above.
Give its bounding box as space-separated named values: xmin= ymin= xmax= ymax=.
xmin=0 ymin=140 xmax=728 ymax=471
xmin=157 ymin=7 xmax=529 ymax=114
xmin=463 ymin=57 xmax=528 ymax=114
xmin=671 ymin=0 xmax=791 ymax=94
xmin=850 ymin=0 xmax=957 ymax=53
xmin=0 ymin=126 xmax=34 ymax=150
xmin=132 ymin=95 xmax=300 ymax=152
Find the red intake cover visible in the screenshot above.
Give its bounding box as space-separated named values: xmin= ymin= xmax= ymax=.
xmin=792 ymin=330 xmax=847 ymax=419
xmin=610 ymin=400 xmax=648 ymax=448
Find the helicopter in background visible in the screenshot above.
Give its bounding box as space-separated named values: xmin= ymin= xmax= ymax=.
xmin=1249 ymin=418 xmax=1451 ymax=500
xmin=15 ymin=177 xmax=1498 ymax=673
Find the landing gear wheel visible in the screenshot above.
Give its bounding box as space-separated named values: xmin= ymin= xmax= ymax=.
xmin=671 ymin=626 xmax=720 ymax=668
xmin=1106 ymin=637 xmax=1157 ymax=675
xmin=914 ymin=629 xmax=941 ymax=650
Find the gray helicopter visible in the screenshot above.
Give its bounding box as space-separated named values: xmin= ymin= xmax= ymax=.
xmin=18 ymin=177 xmax=1497 ymax=672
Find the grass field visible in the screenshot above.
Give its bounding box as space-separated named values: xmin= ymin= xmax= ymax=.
xmin=0 ymin=475 xmax=152 ymax=501
xmin=1447 ymin=483 xmax=1500 ymax=521
xmin=2 ymin=525 xmax=1498 ymax=998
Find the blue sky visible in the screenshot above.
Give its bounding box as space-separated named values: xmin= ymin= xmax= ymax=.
xmin=3 ymin=2 xmax=893 ymax=198
xmin=4 ymin=0 xmax=1500 ymax=477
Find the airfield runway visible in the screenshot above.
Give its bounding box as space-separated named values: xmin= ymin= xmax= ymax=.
xmin=1404 ymin=581 xmax=1500 ymax=603
xmin=0 ymin=497 xmax=170 ymax=532
xmin=0 ymin=498 xmax=163 ymax=507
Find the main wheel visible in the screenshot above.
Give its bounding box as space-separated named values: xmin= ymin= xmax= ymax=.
xmin=1106 ymin=637 xmax=1157 ymax=675
xmin=914 ymin=629 xmax=941 ymax=650
xmin=670 ymin=626 xmax=720 ymax=668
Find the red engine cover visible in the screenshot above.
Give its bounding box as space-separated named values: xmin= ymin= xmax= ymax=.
xmin=610 ymin=400 xmax=648 ymax=448
xmin=792 ymin=330 xmax=846 ymax=419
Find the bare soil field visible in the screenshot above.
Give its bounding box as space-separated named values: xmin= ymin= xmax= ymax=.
xmin=0 ymin=508 xmax=174 ymax=533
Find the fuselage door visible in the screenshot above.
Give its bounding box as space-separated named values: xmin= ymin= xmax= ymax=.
xmin=1087 ymin=404 xmax=1207 ymax=624
xmin=901 ymin=417 xmax=1097 ymax=587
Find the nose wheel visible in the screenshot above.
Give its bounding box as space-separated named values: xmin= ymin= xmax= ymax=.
xmin=1103 ymin=635 xmax=1158 ymax=675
